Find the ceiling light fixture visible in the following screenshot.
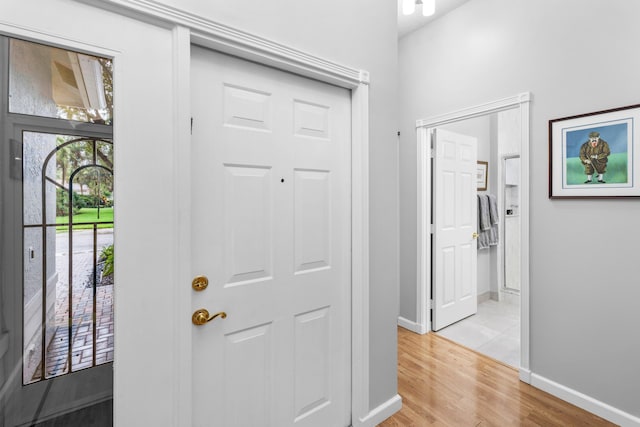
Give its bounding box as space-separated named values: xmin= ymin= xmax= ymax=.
xmin=402 ymin=0 xmax=436 ymax=17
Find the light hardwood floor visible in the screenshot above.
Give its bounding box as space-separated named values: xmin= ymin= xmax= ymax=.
xmin=379 ymin=327 xmax=616 ymax=426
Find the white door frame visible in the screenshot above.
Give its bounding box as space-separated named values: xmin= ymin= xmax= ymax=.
xmin=72 ymin=1 xmax=373 ymax=425
xmin=416 ymin=93 xmax=532 ymax=383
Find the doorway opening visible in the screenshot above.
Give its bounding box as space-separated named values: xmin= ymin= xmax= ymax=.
xmin=416 ymin=93 xmax=531 ymax=378
xmin=433 ymin=113 xmax=519 ymax=367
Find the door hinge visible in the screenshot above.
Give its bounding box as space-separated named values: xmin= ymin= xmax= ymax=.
xmin=430 ymin=224 xmax=435 ymax=234
xmin=190 ymin=117 xmax=193 ymax=135
xmin=428 ymin=299 xmax=433 ymax=310
xmin=430 ymin=148 xmax=435 ymax=158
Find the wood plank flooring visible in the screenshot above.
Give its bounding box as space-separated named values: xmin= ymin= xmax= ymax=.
xmin=378 ymin=327 xmax=616 ymax=427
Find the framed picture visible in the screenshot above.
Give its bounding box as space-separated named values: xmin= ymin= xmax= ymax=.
xmin=549 ymin=104 xmax=640 ymax=198
xmin=476 ymin=161 xmax=488 ymax=191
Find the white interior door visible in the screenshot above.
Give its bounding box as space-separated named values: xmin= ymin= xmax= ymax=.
xmin=432 ymin=128 xmax=478 ymax=331
xmin=190 ymin=46 xmax=351 ymax=427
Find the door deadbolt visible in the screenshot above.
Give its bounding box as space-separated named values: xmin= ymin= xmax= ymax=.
xmin=192 ymin=275 xmax=209 ymax=291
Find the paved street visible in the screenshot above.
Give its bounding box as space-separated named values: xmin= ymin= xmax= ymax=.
xmin=55 ymin=229 xmax=114 ymax=290
xmin=55 ymin=228 xmax=114 ymax=257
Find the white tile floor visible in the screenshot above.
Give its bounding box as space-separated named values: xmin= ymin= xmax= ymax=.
xmin=436 ymin=294 xmax=520 ymax=368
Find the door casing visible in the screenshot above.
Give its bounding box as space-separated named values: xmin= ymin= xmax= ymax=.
xmin=415 ymin=93 xmax=532 ymax=383
xmin=175 ymin=36 xmax=372 ymax=425
xmin=178 ymin=35 xmax=372 ymax=427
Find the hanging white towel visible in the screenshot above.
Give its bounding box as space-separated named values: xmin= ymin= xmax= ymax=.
xmin=478 ymin=195 xmax=491 ymax=231
xmin=477 ymin=194 xmax=499 ymax=249
xmin=488 ymin=194 xmax=499 ymax=226
xmin=477 ymin=195 xmax=491 ymax=249
xmin=487 ymin=194 xmax=499 ymax=246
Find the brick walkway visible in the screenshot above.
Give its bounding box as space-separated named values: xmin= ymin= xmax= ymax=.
xmin=30 ymin=230 xmax=114 ymax=381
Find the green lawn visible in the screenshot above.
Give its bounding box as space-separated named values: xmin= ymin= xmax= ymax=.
xmin=565 ymin=152 xmax=628 ymax=185
xmin=56 ymin=207 xmax=114 ymax=231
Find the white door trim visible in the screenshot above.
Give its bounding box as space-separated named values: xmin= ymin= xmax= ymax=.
xmin=416 ymin=93 xmax=531 ymax=380
xmin=74 ymin=0 xmax=372 ymax=424
xmin=78 ymin=0 xmax=369 ymax=87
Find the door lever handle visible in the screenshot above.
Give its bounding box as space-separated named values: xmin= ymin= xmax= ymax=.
xmin=192 ymin=309 xmax=227 ymax=326
xmin=472 ymin=232 xmax=479 ymax=239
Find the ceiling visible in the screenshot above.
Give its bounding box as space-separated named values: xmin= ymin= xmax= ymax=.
xmin=397 ymin=0 xmax=471 ymax=38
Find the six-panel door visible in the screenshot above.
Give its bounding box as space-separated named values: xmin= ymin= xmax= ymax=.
xmin=432 ymin=128 xmax=478 ymax=331
xmin=190 ymin=46 xmax=351 ymax=427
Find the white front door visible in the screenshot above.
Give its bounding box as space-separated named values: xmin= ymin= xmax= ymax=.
xmin=432 ymin=128 xmax=478 ymax=331
xmin=190 ymin=46 xmax=351 ymax=427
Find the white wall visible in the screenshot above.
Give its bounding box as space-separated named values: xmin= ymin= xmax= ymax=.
xmin=399 ymin=0 xmax=640 ymax=419
xmin=1 ymin=0 xmax=399 ymax=422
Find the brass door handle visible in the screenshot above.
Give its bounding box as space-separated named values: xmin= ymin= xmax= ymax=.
xmin=472 ymin=232 xmax=479 ymax=239
xmin=192 ymin=309 xmax=227 ymax=326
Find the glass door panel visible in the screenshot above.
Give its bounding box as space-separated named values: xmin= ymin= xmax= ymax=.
xmin=22 ymin=131 xmax=114 ymax=384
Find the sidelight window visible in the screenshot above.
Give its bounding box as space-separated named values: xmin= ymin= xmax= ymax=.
xmin=5 ymin=37 xmax=114 ymax=385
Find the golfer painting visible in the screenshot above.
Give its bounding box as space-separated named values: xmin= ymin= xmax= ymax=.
xmin=564 ymin=123 xmax=629 ymax=187
xmin=579 ymin=131 xmax=610 ymax=183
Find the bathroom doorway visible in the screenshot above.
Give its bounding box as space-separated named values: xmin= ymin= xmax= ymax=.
xmin=434 ymin=115 xmax=520 ymax=367
xmin=415 ymin=93 xmax=530 ymax=374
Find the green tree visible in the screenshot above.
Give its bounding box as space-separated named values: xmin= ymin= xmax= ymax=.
xmin=75 ymin=167 xmax=113 ymax=218
xmin=56 ymin=138 xmax=113 ymax=198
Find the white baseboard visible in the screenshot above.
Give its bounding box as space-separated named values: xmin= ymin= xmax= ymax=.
xmin=519 ymin=368 xmax=531 ymax=384
xmin=355 ymin=394 xmax=402 ymax=427
xmin=531 ymin=373 xmax=640 ymax=427
xmin=477 ymin=291 xmax=490 ymax=304
xmin=398 ymin=316 xmax=428 ymax=334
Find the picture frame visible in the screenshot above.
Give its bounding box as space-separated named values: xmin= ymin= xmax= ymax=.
xmin=476 ymin=161 xmax=488 ymax=191
xmin=549 ymin=104 xmax=640 ymax=198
